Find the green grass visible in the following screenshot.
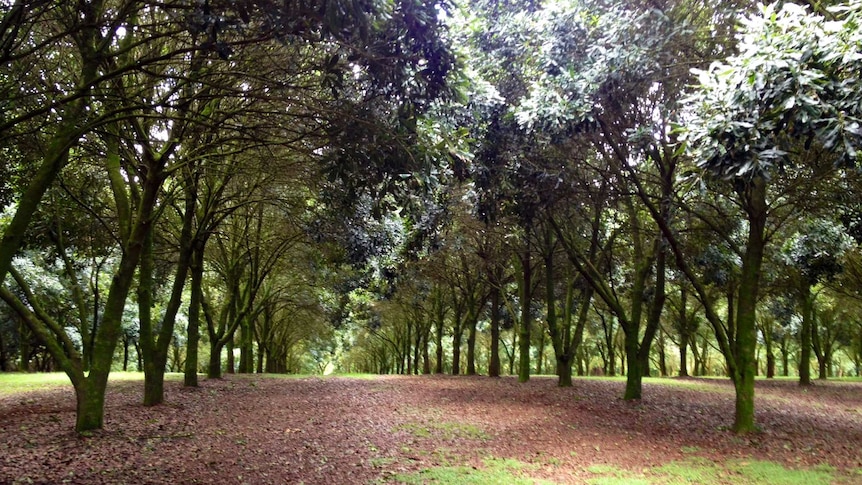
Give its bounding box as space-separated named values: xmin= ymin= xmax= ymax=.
xmin=0 ymin=372 xmax=183 ymax=395
xmin=247 ymin=372 xmax=381 ymax=380
xmin=233 ymin=373 xmax=313 ymax=380
xmin=582 ymin=458 xmax=839 ymax=485
xmin=391 ymin=457 xmax=554 ymax=485
xmin=327 ymin=372 xmax=382 ymax=380
xmin=639 ymin=377 xmax=736 ymax=394
xmin=395 ymin=421 xmax=490 ymax=441
xmin=0 ymin=372 xmax=73 ymax=394
xmin=0 ymin=371 xmax=382 ymax=396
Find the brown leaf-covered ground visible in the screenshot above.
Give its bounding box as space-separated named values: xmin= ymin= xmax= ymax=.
xmin=1 ymin=374 xmax=860 ymax=484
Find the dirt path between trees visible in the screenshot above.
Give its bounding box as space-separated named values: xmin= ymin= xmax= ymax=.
xmin=1 ymin=375 xmax=860 ymax=484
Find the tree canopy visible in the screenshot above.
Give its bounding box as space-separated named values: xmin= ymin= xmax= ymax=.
xmin=2 ymin=0 xmax=862 ymax=439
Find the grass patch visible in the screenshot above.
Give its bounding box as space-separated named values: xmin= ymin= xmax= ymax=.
xmin=236 ymin=372 xmax=382 ymax=381
xmin=328 ymin=372 xmax=381 ymax=380
xmin=584 ymin=464 xmax=651 ymax=485
xmin=657 ymin=458 xmax=836 ymax=484
xmin=640 ymin=377 xmax=735 ymax=394
xmin=0 ymin=371 xmax=186 ymax=395
xmin=235 ymin=373 xmax=313 ymax=380
xmin=0 ymin=373 xmax=73 ymax=394
xmin=370 ymin=457 xmax=397 ymax=469
xmin=391 ymin=457 xmax=553 ymax=484
xmin=583 ymin=458 xmax=838 ymax=485
xmin=395 ymin=421 xmax=490 ymax=441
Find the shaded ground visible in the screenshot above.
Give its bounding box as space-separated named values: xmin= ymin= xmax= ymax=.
xmin=1 ymin=374 xmax=860 ymax=484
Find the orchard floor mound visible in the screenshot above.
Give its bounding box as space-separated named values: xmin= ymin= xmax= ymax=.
xmin=1 ymin=375 xmax=860 ymax=484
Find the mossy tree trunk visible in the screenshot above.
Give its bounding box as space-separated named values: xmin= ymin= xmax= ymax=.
xmin=184 ymin=243 xmax=205 ymax=387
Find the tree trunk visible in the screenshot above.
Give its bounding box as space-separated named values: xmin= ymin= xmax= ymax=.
xmin=74 ymin=376 xmax=109 ymax=433
xmin=557 ymin=356 xmax=573 ymax=387
xmin=1 ymin=331 xmax=8 ymax=371
xmin=18 ymin=319 xmax=30 ymax=372
xmin=405 ymin=321 xmax=413 ymax=375
xmin=257 ymin=347 xmax=265 ymax=374
xmin=226 ymin=338 xmax=235 ymax=374
xmin=508 ymin=321 xmax=517 ymax=375
xmin=657 ymin=329 xmax=667 ymax=377
xmin=678 ymin=286 xmax=690 ymax=377
xmin=143 ymin=365 xmax=166 ymax=407
xmin=518 ymin=244 xmax=532 ymax=383
xmin=818 ymin=356 xmax=828 ymax=380
xmin=577 ymin=347 xmax=586 ymax=376
xmin=238 ymin=316 xmax=254 ymax=373
xmin=421 ymin=322 xmax=431 ymax=374
xmin=489 ymin=285 xmax=501 ymax=377
xmin=691 ymin=336 xmax=701 ymax=376
xmin=452 ymin=318 xmax=462 ymax=376
xmin=135 ymin=341 xmax=143 ymax=371
xmin=799 ymin=285 xmax=813 ymax=386
xmin=184 ymin=246 xmax=204 ymax=387
xmin=209 ymin=345 xmax=222 ymax=378
xmin=141 ymin=179 xmax=196 ymax=403
xmin=466 ymin=311 xmax=477 ymax=376
xmin=139 ymin=230 xmax=166 ymax=406
xmin=122 ymin=337 xmax=130 ymax=372
xmin=435 ymin=309 xmax=444 ymax=374
xmin=699 ymin=335 xmax=708 ymax=376
xmin=562 ymin=282 xmax=592 ymax=385
xmin=623 ymin=328 xmax=643 ymax=399
xmin=536 ymin=327 xmax=545 ymax=375
xmin=679 ymin=340 xmax=689 ymax=377
xmin=731 ymin=176 xmax=768 ymax=433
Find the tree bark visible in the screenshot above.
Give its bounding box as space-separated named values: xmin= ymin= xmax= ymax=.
xmin=799 ymin=284 xmax=813 ymax=385
xmin=184 ymin=245 xmax=204 ymax=387
xmin=466 ymin=310 xmax=478 ymax=376
xmin=489 ymin=284 xmax=501 ymax=377
xmin=434 ymin=306 xmax=444 ymax=374
xmin=677 ymin=286 xmax=690 ymax=377
xmin=451 ymin=308 xmax=463 ymax=376
xmin=138 ymin=230 xmax=165 ymax=406
xmin=730 ymin=177 xmax=768 ymax=433
xmin=238 ymin=315 xmax=254 ymax=374
xmin=518 ymin=243 xmax=532 ymax=383
xmin=623 ymin=325 xmax=644 ymax=399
